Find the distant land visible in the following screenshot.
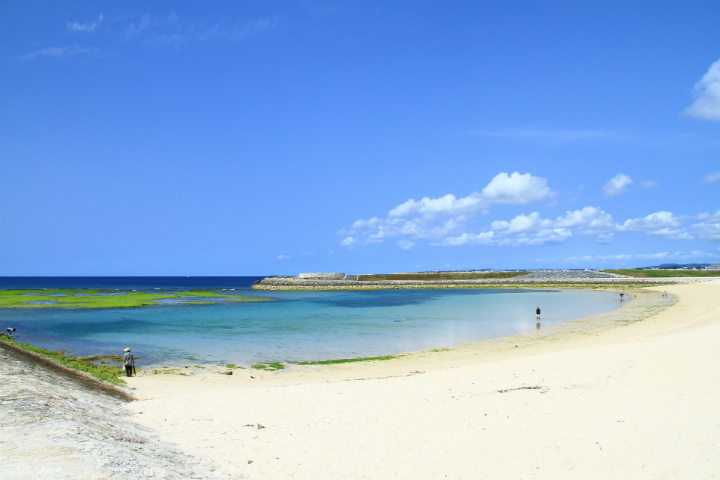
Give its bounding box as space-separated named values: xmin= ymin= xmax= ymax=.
xmin=638 ymin=263 xmax=712 ymax=270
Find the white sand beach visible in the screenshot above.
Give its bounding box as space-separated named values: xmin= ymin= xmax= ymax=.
xmin=124 ymin=280 xmax=720 ymax=479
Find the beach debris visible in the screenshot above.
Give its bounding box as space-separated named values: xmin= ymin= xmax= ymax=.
xmin=248 ymin=460 xmax=253 ymax=464
xmin=244 ymin=424 xmax=266 ymax=429
xmin=497 ymin=385 xmax=544 ymax=393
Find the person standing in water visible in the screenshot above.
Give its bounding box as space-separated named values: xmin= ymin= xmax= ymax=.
xmin=123 ymin=347 xmax=135 ymax=377
xmin=536 ymin=307 xmax=541 ymax=320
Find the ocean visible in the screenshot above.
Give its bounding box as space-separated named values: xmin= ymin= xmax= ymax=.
xmin=0 ymin=277 xmax=621 ymax=367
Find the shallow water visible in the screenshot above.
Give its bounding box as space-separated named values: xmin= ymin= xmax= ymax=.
xmin=0 ymin=277 xmax=621 ymax=368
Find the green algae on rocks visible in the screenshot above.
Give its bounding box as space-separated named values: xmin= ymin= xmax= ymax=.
xmin=0 ymin=334 xmax=128 ymax=385
xmin=0 ymin=289 xmax=272 ymax=309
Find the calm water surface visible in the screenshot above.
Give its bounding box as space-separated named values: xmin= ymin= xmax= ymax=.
xmin=0 ymin=277 xmax=621 ymax=367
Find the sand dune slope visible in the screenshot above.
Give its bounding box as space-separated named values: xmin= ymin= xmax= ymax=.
xmin=128 ymin=281 xmax=720 ymax=479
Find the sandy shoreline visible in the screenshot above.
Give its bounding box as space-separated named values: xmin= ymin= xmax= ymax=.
xmin=3 ymin=281 xmax=718 ymax=479
xmin=121 ymin=281 xmax=719 ymax=479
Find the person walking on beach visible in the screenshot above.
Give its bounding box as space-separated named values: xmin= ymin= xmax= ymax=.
xmin=123 ymin=347 xmax=135 ymax=377
xmin=536 ymin=307 xmax=541 ymax=320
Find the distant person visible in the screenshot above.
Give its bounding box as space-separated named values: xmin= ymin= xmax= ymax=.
xmin=123 ymin=348 xmax=135 ymax=377
xmin=620 ymin=292 xmax=625 ymax=301
xmin=6 ymin=327 xmax=16 ymax=336
xmin=536 ymin=307 xmax=541 ymax=320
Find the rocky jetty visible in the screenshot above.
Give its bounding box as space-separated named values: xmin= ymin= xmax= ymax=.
xmin=520 ymin=270 xmax=621 ymax=279
xmin=253 ymin=271 xmax=699 ymax=291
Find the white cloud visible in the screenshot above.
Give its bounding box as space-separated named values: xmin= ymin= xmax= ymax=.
xmin=68 ymin=14 xmax=103 ymax=32
xmin=691 ymin=210 xmax=720 ymax=241
xmin=481 ymin=172 xmax=553 ymax=205
xmin=386 ymin=172 xmax=552 ymax=221
xmin=22 ymin=45 xmax=98 ymax=60
xmin=566 ymin=252 xmax=671 ymax=262
xmin=553 ymin=206 xmax=614 ymax=234
xmin=340 ymin=236 xmax=358 ymax=247
xmin=342 ymin=171 xmax=553 ymax=247
xmin=436 ymin=231 xmax=497 ymax=246
xmin=514 ymin=228 xmax=573 ymax=246
xmin=126 ymin=14 xmax=272 ymax=48
xmin=597 ymin=232 xmax=614 ymax=244
xmin=702 ymin=171 xmax=720 ymax=184
xmin=684 ymin=58 xmax=720 ymax=121
xmin=639 ymin=180 xmax=659 ymax=188
xmin=397 ymin=240 xmax=415 ymax=250
xmin=614 ymin=210 xmax=720 ymax=241
xmin=617 ymin=211 xmax=682 ymax=233
xmin=491 ymin=207 xmax=613 ymax=236
xmin=277 ymin=255 xmax=290 ymax=260
xmin=603 ymin=174 xmax=633 ymax=196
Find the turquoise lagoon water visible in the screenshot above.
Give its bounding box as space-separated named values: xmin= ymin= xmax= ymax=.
xmin=0 ymin=277 xmax=621 ymax=368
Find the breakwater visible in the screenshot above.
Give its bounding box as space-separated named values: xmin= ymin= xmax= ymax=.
xmin=252 ymin=273 xmax=701 ymax=291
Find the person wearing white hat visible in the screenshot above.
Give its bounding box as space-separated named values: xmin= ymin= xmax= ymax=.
xmin=123 ymin=348 xmax=135 ymax=377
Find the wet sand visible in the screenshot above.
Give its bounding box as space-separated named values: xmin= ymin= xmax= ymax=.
xmin=125 ymin=281 xmax=720 ymax=479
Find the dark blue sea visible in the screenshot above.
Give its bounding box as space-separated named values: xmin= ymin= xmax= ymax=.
xmin=0 ymin=277 xmax=620 ymax=368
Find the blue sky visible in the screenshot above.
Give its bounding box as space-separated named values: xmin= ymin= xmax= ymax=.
xmin=1 ymin=1 xmax=719 ymax=276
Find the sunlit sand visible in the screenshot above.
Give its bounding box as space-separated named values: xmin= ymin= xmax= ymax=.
xmin=125 ymin=280 xmax=720 ymax=479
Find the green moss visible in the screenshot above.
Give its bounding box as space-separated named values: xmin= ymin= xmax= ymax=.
xmin=225 ymin=364 xmax=246 ymax=369
xmin=251 ymin=363 xmax=286 ymax=371
xmin=297 ymin=355 xmax=397 ymax=365
xmin=0 ymin=334 xmax=126 ymax=385
xmin=602 ymin=269 xmax=720 ymax=278
xmin=0 ymin=289 xmax=273 ymax=309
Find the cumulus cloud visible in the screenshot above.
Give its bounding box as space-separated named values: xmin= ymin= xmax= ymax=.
xmin=491 ymin=207 xmax=613 ymax=236
xmin=615 ymin=211 xmax=694 ymax=239
xmin=397 ymin=240 xmax=415 ymax=250
xmin=684 ymin=58 xmax=720 ymax=121
xmin=340 ymin=172 xmax=553 ymax=248
xmin=691 ymin=210 xmax=720 ymax=241
xmin=702 ymin=171 xmax=720 ymax=184
xmin=603 ymin=174 xmax=633 ymax=196
xmin=386 ymin=172 xmax=552 ymax=221
xmin=434 ymin=207 xmax=612 ymax=247
xmin=617 ymin=211 xmax=681 ymax=232
xmin=481 ymin=172 xmax=552 ymax=205
xmin=615 ymin=210 xmax=720 ymax=241
xmin=68 ymin=14 xmax=103 ymax=32
xmin=339 ymin=169 xmax=718 ymax=249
